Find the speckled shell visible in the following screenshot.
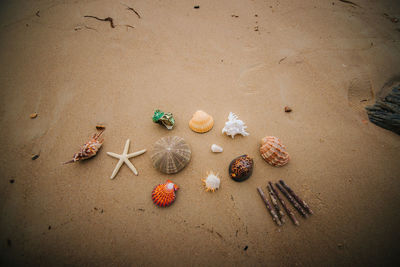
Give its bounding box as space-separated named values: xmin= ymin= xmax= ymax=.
xmin=260 ymin=136 xmax=290 ymax=167
xmin=152 ymin=180 xmax=179 ymax=207
xmin=189 ymin=110 xmax=214 ymax=133
xmin=151 ymin=136 xmax=191 ymax=174
xmin=229 ymin=155 xmax=254 ymax=182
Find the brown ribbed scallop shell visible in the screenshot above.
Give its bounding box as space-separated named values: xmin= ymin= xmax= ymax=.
xmin=260 ymin=136 xmax=290 ymax=167
xmin=151 ymin=136 xmax=191 ymax=174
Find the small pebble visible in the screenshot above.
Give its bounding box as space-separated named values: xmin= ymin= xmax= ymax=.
xmin=194 ymin=5 xmax=200 ymax=9
xmin=244 ymin=245 xmax=248 ymax=251
xmin=284 ymin=106 xmax=292 ymax=112
xmin=30 ymin=113 xmax=38 ymax=119
xmin=9 ymin=179 xmax=14 ymax=184
xmin=96 ymin=124 xmax=106 ymax=130
xmin=31 ymin=154 xmax=40 ymax=160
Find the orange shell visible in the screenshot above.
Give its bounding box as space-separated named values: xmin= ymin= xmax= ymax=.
xmin=152 ymin=180 xmax=179 ymax=207
xmin=260 ymin=136 xmax=290 ymax=167
xmin=189 ymin=110 xmax=214 ymax=133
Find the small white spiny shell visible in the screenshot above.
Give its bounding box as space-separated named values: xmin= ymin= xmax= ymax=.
xmin=211 ymin=144 xmax=223 ymax=153
xmin=202 ymin=171 xmax=221 ymax=192
xmin=222 ymin=112 xmax=249 ymax=138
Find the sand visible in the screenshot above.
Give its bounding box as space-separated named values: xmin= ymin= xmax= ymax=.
xmin=1 ymin=0 xmax=400 ymax=266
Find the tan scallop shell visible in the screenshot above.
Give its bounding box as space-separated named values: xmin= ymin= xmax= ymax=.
xmin=151 ymin=136 xmax=191 ymax=174
xmin=189 ymin=110 xmax=214 ymax=133
xmin=260 ymin=136 xmax=290 ymax=167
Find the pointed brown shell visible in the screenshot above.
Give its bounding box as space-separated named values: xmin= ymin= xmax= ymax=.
xmin=151 ymin=136 xmax=191 ymax=174
xmin=260 ymin=136 xmax=290 ymax=167
xmin=189 ymin=110 xmax=214 ymax=133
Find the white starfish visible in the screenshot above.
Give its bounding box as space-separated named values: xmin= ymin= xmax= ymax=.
xmin=107 ymin=139 xmax=146 ymax=179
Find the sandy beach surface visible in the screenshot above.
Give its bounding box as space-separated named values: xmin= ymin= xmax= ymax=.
xmin=1 ymin=0 xmax=400 ymax=266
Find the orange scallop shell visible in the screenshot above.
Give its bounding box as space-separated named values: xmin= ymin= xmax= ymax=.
xmin=152 ymin=180 xmax=179 ymax=207
xmin=260 ymin=136 xmax=290 ymax=167
xmin=189 ymin=110 xmax=214 ymax=133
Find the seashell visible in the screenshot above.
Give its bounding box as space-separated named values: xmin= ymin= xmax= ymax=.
xmin=151 ymin=136 xmax=191 ymax=174
xmin=211 ymin=144 xmax=223 ymax=153
xmin=189 ymin=110 xmax=214 ymax=133
xmin=260 ymin=136 xmax=290 ymax=167
xmin=64 ymin=130 xmax=104 ymax=164
xmin=202 ymin=171 xmax=220 ymax=192
xmin=152 ymin=180 xmax=179 ymax=207
xmin=222 ymin=112 xmax=249 ymax=138
xmin=229 ymin=154 xmax=254 ymax=182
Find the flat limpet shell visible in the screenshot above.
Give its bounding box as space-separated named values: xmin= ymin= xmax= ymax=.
xmin=151 ymin=136 xmax=191 ymax=174
xmin=229 ymin=154 xmax=253 ymax=182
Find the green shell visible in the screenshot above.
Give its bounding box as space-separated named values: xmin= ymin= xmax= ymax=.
xmin=152 ymin=109 xmax=175 ymax=130
xmin=152 ymin=109 xmax=165 ymax=123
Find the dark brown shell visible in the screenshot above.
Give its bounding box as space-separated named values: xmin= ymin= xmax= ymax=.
xmin=229 ymin=155 xmax=254 ymax=182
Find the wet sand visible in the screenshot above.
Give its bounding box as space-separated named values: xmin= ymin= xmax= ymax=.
xmin=1 ymin=0 xmax=400 ymax=266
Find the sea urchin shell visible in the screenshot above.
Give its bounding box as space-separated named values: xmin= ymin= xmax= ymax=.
xmin=229 ymin=155 xmax=254 ymax=182
xmin=151 ymin=136 xmax=191 ymax=174
xmin=260 ymin=136 xmax=290 ymax=167
xmin=189 ymin=110 xmax=214 ymax=133
xmin=152 ymin=180 xmax=179 ymax=207
xmin=202 ymin=171 xmax=221 ymax=192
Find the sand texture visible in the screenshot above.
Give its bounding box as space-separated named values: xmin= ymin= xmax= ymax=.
xmin=1 ymin=0 xmax=400 ymax=266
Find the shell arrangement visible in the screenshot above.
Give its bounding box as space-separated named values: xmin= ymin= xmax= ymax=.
xmin=152 ymin=180 xmax=179 ymax=207
xmin=64 ymin=131 xmax=104 ymax=164
xmin=229 ymin=154 xmax=254 ymax=182
xmin=202 ymin=171 xmax=221 ymax=192
xmin=260 ymin=136 xmax=290 ymax=167
xmin=189 ymin=110 xmax=214 ymax=133
xmin=151 ymin=136 xmax=191 ymax=174
xmin=222 ymin=112 xmax=249 ymax=138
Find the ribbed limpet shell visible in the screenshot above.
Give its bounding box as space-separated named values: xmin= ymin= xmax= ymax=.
xmin=151 ymin=136 xmax=191 ymax=174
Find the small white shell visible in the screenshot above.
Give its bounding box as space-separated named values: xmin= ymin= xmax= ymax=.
xmin=211 ymin=144 xmax=223 ymax=153
xmin=222 ymin=112 xmax=249 ymax=138
xmin=202 ymin=171 xmax=221 ymax=192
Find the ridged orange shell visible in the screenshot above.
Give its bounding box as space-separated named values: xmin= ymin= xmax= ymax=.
xmin=152 ymin=180 xmax=179 ymax=207
xmin=189 ymin=110 xmax=214 ymax=133
xmin=260 ymin=136 xmax=290 ymax=167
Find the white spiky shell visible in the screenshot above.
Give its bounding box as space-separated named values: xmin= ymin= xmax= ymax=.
xmin=222 ymin=112 xmax=249 ymax=138
xmin=151 ymin=136 xmax=191 ymax=174
xmin=211 ymin=144 xmax=223 ymax=153
xmin=260 ymin=136 xmax=290 ymax=167
xmin=202 ymin=171 xmax=220 ymax=192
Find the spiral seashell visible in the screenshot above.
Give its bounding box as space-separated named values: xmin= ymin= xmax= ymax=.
xmin=229 ymin=155 xmax=254 ymax=182
xmin=260 ymin=136 xmax=290 ymax=167
xmin=189 ymin=110 xmax=214 ymax=133
xmin=151 ymin=136 xmax=191 ymax=174
xmin=152 ymin=180 xmax=179 ymax=207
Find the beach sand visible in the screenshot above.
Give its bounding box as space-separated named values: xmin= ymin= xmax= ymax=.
xmin=1 ymin=0 xmax=400 ymax=265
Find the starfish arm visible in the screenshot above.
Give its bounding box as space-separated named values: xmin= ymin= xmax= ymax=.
xmin=107 ymin=152 xmax=122 ymax=159
xmin=123 ymin=139 xmax=130 ymax=155
xmin=127 ymin=149 xmax=147 ymax=158
xmin=110 ymin=159 xmax=124 ymax=179
xmin=124 ymin=158 xmax=138 ymax=175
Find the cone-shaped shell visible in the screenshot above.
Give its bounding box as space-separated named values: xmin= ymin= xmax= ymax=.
xmin=151 ymin=136 xmax=191 ymax=174
xmin=152 ymin=180 xmax=179 ymax=207
xmin=229 ymin=155 xmax=254 ymax=182
xmin=260 ymin=136 xmax=290 ymax=167
xmin=189 ymin=110 xmax=214 ymax=133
